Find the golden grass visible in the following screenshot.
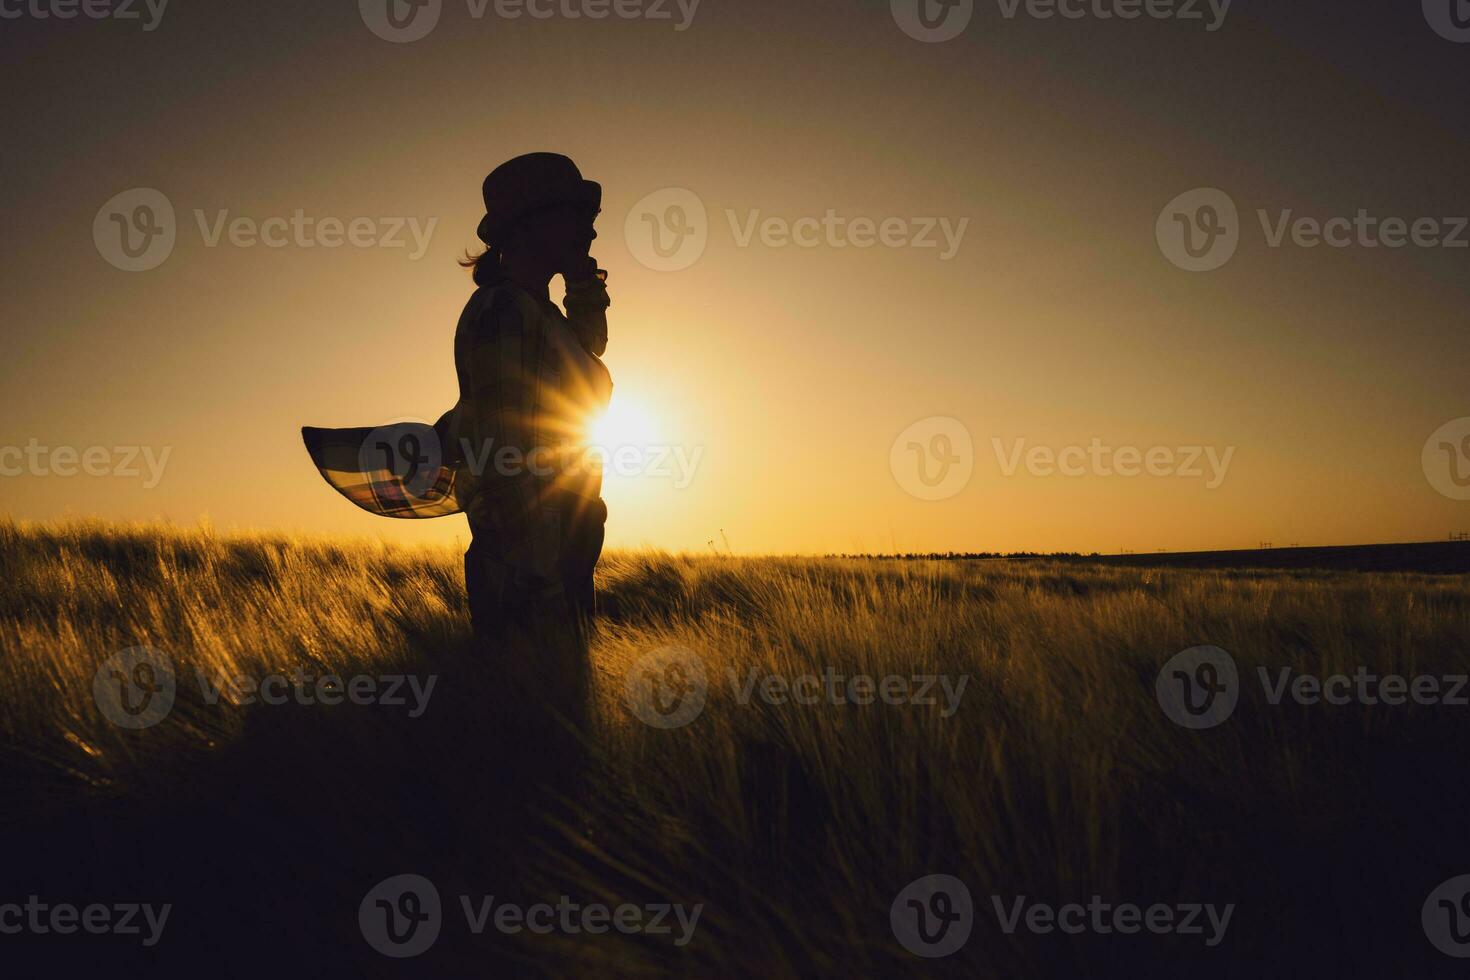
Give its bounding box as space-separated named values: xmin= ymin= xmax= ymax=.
xmin=2 ymin=518 xmax=1468 ymax=976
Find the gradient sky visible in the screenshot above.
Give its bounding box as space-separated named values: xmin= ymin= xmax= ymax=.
xmin=2 ymin=0 xmax=1467 ymax=554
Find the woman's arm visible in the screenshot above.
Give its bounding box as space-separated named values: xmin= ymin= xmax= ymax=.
xmin=563 ymin=262 xmax=609 ymax=357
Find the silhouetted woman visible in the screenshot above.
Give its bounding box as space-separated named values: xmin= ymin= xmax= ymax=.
xmin=452 ymin=152 xmax=613 ymax=734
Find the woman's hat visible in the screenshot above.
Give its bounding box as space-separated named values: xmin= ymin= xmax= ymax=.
xmin=477 ymin=152 xmax=601 ymax=246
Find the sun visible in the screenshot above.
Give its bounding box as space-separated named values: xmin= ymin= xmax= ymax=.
xmin=588 ymin=397 xmax=660 ymax=451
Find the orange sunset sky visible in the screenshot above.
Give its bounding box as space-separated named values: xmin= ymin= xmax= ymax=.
xmin=2 ymin=1 xmax=1467 ymax=554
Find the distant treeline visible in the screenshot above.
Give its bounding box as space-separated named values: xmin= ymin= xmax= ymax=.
xmin=822 ymin=551 xmax=1101 ymax=561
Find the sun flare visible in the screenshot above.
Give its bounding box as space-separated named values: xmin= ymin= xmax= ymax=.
xmin=588 ymin=397 xmax=660 ymax=451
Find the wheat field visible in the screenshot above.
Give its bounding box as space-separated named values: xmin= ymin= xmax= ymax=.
xmin=2 ymin=519 xmax=1468 ymax=977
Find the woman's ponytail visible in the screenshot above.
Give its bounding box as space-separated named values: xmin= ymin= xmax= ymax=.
xmin=459 ymin=245 xmax=504 ymax=287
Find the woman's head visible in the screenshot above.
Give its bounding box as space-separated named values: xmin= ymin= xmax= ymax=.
xmin=504 ymin=200 xmax=600 ymax=272
xmin=463 ymin=153 xmax=601 ymax=286
xmin=461 ymin=204 xmax=599 ymax=286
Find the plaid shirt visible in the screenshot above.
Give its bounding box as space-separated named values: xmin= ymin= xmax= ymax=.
xmin=451 ymin=278 xmax=612 ymax=580
xmin=301 ymin=275 xmax=612 ymax=570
